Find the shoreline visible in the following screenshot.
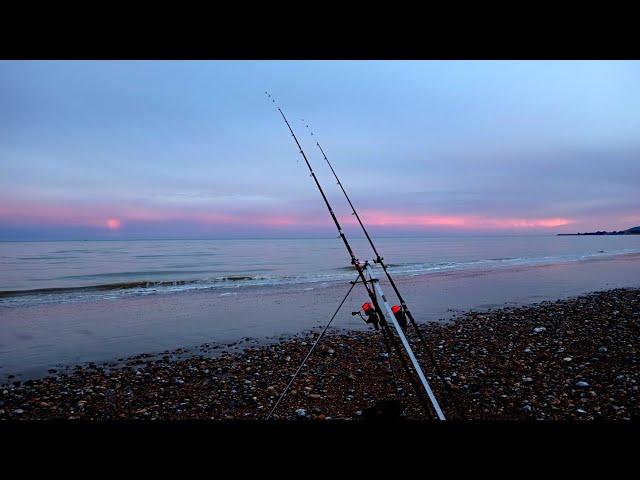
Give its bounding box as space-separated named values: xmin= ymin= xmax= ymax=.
xmin=2 ymin=250 xmax=639 ymax=381
xmin=3 ymin=250 xmax=639 ymax=305
xmin=1 ymin=287 xmax=638 ymax=420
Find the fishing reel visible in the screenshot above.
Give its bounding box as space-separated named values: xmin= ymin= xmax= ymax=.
xmin=352 ymin=302 xmax=380 ymax=331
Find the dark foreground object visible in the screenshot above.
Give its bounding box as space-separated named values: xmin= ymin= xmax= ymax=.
xmin=1 ymin=288 xmax=638 ymax=420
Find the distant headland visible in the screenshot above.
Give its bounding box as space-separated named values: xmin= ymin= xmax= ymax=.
xmin=558 ymin=226 xmax=640 ymax=236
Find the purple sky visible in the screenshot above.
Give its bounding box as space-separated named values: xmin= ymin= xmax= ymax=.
xmin=1 ymin=60 xmax=639 ymax=240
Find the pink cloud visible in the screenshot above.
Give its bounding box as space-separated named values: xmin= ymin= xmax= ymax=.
xmin=346 ymin=210 xmax=573 ymax=230
xmin=0 ymin=201 xmax=577 ymax=232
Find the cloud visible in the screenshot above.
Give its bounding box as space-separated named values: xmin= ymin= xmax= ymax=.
xmin=1 ymin=60 xmax=639 ymax=239
xmin=348 ymin=210 xmax=572 ymax=230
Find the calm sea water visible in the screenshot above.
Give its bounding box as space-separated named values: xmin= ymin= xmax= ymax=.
xmin=1 ymin=235 xmax=639 ymax=379
xmin=1 ymin=235 xmax=639 ymax=308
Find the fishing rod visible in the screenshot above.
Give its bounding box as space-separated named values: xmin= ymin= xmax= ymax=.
xmin=302 ymin=121 xmax=464 ymax=418
xmin=266 ymin=92 xmax=445 ymax=420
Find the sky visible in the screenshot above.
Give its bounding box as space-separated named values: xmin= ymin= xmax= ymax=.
xmin=1 ymin=60 xmax=639 ymax=240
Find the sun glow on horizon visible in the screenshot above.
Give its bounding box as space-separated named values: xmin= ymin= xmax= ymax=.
xmin=105 ymin=218 xmax=122 ymax=230
xmin=0 ymin=201 xmax=597 ymax=236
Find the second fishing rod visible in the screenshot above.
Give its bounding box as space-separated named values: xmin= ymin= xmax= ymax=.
xmin=303 ymin=121 xmax=465 ymax=419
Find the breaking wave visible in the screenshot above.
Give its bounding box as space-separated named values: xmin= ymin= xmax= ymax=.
xmin=1 ymin=247 xmax=638 ymax=308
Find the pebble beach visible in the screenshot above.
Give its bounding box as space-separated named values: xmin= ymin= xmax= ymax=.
xmin=1 ymin=287 xmax=638 ymax=420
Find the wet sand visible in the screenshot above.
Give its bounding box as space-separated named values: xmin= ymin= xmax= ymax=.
xmin=1 ymin=287 xmax=638 ymax=420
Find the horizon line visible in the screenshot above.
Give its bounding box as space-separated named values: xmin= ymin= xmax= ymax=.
xmin=0 ymin=232 xmax=574 ymax=242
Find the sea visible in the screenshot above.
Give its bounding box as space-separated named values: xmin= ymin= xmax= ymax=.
xmin=2 ymin=236 xmax=639 ymax=307
xmin=1 ymin=236 xmax=639 ymax=380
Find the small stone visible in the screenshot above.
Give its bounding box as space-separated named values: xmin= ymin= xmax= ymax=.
xmin=575 ymin=381 xmax=590 ymax=388
xmin=597 ymin=346 xmax=607 ymax=353
xmin=295 ymin=408 xmax=307 ymax=418
xmin=563 ymin=357 xmax=573 ymax=362
xmin=533 ymin=326 xmax=546 ymax=333
xmin=14 ymin=409 xmax=24 ymax=414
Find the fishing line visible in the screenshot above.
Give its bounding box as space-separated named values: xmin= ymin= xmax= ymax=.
xmin=266 ymin=277 xmax=358 ymax=420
